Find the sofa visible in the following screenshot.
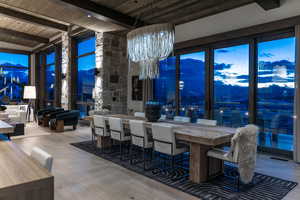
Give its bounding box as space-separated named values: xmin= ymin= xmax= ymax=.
xmin=4 ymin=105 xmax=28 ymax=124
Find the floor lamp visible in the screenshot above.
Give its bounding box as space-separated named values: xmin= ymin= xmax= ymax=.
xmin=23 ymin=86 xmax=36 ymax=122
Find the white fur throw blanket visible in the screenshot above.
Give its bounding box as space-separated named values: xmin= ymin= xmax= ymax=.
xmin=226 ymin=124 xmax=259 ymax=184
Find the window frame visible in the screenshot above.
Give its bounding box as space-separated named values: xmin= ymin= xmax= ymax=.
xmin=155 ymin=28 xmax=295 ymax=156
xmin=75 ymin=33 xmax=96 ymax=118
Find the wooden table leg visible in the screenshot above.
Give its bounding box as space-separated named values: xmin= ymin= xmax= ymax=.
xmin=56 ymin=120 xmax=64 ymax=132
xmin=42 ymin=117 xmax=50 ymax=127
xmin=97 ymin=136 xmax=112 ymax=148
xmin=189 ymin=143 xmax=210 ymax=183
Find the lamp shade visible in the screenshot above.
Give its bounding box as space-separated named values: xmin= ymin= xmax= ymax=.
xmin=23 ymin=86 xmax=36 ymax=99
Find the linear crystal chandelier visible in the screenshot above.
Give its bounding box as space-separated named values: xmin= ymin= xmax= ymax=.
xmin=127 ymin=23 xmax=175 ymax=79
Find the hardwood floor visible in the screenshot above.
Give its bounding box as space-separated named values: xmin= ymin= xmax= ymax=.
xmin=12 ymin=124 xmax=300 ymax=200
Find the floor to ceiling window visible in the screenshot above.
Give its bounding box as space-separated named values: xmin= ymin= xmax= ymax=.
xmin=45 ymin=51 xmax=55 ymax=105
xmin=76 ymin=36 xmax=96 ymax=118
xmin=179 ymin=52 xmax=205 ymax=122
xmin=257 ymin=37 xmax=295 ymax=151
xmin=154 ymin=56 xmax=176 ymax=117
xmin=213 ymin=44 xmax=249 ymax=127
xmin=0 ymin=52 xmax=29 ymax=102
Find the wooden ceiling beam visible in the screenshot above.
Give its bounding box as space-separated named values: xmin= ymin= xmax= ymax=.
xmin=0 ymin=6 xmax=68 ymax=32
xmin=255 ymin=0 xmax=280 ymax=10
xmin=60 ymin=0 xmax=145 ymax=28
xmin=0 ymin=27 xmax=49 ymax=44
xmin=0 ymin=36 xmax=34 ymax=47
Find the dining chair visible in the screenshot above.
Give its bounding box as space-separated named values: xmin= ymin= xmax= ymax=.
xmin=129 ymin=120 xmax=153 ymax=170
xmin=151 ymin=123 xmax=188 ymax=170
xmin=108 ymin=117 xmax=130 ymax=160
xmin=31 ymin=147 xmax=53 ymax=172
xmin=173 ymin=116 xmax=191 ymax=123
xmin=196 ymin=119 xmax=217 ymax=126
xmin=134 ymin=112 xmax=146 ymax=118
xmin=207 ymin=124 xmax=259 ymax=191
xmin=93 ymin=115 xmax=110 ymax=151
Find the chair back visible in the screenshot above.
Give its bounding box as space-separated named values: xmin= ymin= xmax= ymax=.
xmin=230 ymin=124 xmax=259 ymax=184
xmin=196 ymin=119 xmax=217 ymax=126
xmin=93 ymin=115 xmax=109 ymax=136
xmin=151 ymin=123 xmax=176 ymax=155
xmin=129 ymin=120 xmax=149 ymax=147
xmin=31 ymin=147 xmax=53 ymax=172
xmin=108 ymin=117 xmax=124 ymax=141
xmin=134 ymin=112 xmax=145 ymax=118
xmin=174 ymin=116 xmax=191 ymax=123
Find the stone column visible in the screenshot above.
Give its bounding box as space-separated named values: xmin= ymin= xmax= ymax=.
xmin=61 ymin=32 xmax=71 ymax=110
xmin=93 ymin=32 xmax=104 ymax=111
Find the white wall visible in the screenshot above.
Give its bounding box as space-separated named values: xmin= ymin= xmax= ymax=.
xmin=175 ymin=0 xmax=300 ymax=43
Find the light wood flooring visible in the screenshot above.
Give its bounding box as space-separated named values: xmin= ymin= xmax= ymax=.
xmin=12 ymin=124 xmax=300 ymax=200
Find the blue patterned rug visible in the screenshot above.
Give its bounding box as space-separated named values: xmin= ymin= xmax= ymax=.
xmin=71 ymin=140 xmax=297 ymax=200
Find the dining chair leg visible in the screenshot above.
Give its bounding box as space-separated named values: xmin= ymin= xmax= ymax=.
xmin=143 ymin=147 xmax=146 ymax=170
xmin=120 ymin=142 xmax=123 ymax=160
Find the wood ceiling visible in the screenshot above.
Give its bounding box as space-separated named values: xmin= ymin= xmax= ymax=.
xmin=0 ymin=0 xmax=280 ymax=52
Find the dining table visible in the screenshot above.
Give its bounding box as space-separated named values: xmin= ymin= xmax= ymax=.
xmin=88 ymin=114 xmax=236 ymax=183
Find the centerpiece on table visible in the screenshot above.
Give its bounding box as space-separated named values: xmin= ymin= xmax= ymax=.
xmin=144 ymin=101 xmax=161 ymax=122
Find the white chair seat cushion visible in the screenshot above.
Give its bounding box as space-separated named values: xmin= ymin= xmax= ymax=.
xmin=207 ymin=148 xmax=236 ymax=163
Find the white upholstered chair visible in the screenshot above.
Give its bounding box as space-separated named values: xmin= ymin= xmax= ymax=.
xmin=31 ymin=147 xmax=53 ymax=172
xmin=152 ymin=123 xmax=188 ymax=168
xmin=134 ymin=112 xmax=146 ymax=118
xmin=93 ymin=115 xmax=110 ymax=137
xmin=207 ymin=124 xmax=259 ymax=186
xmin=109 ymin=117 xmax=130 ymax=160
xmin=196 ymin=119 xmax=217 ymax=126
xmin=129 ymin=120 xmax=153 ymax=169
xmin=173 ymin=116 xmax=191 ymax=123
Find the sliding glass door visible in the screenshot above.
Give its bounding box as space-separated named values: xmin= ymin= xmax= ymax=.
xmin=257 ymin=37 xmax=296 ymax=151
xmin=213 ymin=44 xmax=249 ymax=127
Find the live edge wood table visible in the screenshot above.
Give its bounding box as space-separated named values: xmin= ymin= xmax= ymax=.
xmin=0 ymin=141 xmax=54 ymax=200
xmin=89 ymin=114 xmax=236 ymax=184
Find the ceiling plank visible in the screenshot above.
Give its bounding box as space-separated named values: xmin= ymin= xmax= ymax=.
xmin=255 ymin=0 xmax=280 ymax=10
xmin=0 ymin=27 xmax=49 ymax=44
xmin=0 ymin=6 xmax=68 ymax=32
xmin=0 ymin=35 xmax=35 ymax=47
xmin=0 ymin=48 xmax=31 ymax=54
xmin=60 ymin=0 xmax=145 ymax=28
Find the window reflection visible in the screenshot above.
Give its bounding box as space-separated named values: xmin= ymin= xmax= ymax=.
xmin=0 ymin=52 xmax=29 ymax=102
xmin=46 ymin=52 xmax=55 ymax=104
xmin=257 ymin=37 xmax=295 ymax=151
xmin=213 ymin=44 xmax=249 ymax=127
xmin=179 ymin=52 xmax=205 ymax=122
xmin=154 ymin=57 xmax=176 ymax=118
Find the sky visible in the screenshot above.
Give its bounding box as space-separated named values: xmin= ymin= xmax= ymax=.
xmin=0 ymin=52 xmax=29 ymax=67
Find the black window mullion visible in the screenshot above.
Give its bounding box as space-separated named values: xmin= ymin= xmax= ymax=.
xmin=175 ymin=55 xmax=180 ymax=116
xmin=249 ymin=39 xmax=258 ymax=124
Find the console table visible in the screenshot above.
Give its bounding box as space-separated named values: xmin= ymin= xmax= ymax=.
xmin=0 ymin=120 xmax=14 ymax=140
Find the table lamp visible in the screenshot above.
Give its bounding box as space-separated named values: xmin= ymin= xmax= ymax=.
xmin=23 ymin=86 xmax=36 ymax=122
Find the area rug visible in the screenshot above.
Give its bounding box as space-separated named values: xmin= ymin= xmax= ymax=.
xmin=71 ymin=140 xmax=297 ymax=200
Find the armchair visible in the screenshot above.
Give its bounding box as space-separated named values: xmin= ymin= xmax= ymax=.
xmin=51 ymin=110 xmax=80 ymax=132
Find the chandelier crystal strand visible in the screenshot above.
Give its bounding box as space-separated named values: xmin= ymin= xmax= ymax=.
xmin=127 ymin=23 xmax=175 ymax=79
